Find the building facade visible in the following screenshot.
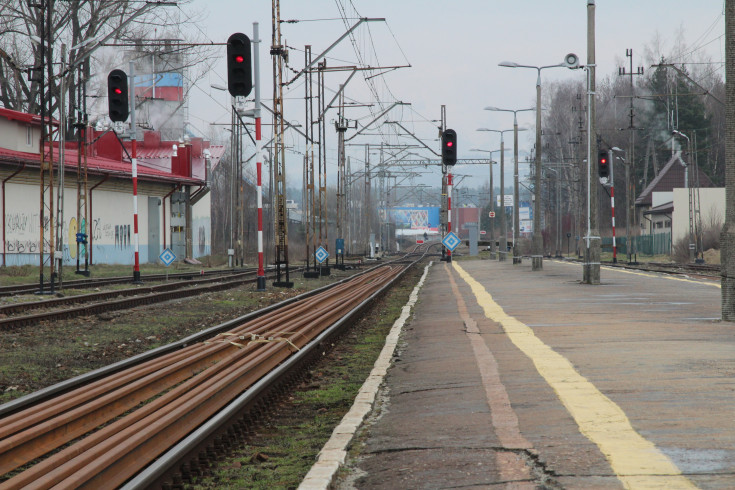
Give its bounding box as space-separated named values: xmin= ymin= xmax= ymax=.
xmin=0 ymin=107 xmax=224 ymax=267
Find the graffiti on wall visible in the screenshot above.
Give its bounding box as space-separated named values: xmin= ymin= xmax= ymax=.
xmin=4 ymin=212 xmax=130 ymax=255
xmin=115 ymin=224 xmax=131 ymax=249
xmin=3 ymin=211 xmax=51 ymax=253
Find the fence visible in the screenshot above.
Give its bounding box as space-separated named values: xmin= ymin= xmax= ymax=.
xmin=602 ymin=232 xmax=671 ymax=256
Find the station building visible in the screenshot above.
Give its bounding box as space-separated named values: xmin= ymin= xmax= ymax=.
xmin=0 ymin=106 xmax=224 ymax=267
xmin=636 ymin=152 xmax=716 ymax=247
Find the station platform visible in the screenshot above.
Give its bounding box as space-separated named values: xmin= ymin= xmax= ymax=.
xmin=332 ymin=257 xmax=734 ymax=489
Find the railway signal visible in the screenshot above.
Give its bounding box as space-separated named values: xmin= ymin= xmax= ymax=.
xmin=107 ymin=69 xmax=129 ymax=122
xmin=598 ymin=150 xmax=609 ymax=178
xmin=227 ymin=32 xmax=252 ymax=97
xmin=442 ymin=129 xmax=457 ymax=166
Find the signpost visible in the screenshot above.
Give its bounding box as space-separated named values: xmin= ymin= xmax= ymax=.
xmin=159 ymin=248 xmax=176 ymax=281
xmin=315 ymin=246 xmax=329 ymax=264
xmin=442 ymin=231 xmax=461 ymax=252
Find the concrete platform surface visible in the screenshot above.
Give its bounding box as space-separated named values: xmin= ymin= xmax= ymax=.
xmin=337 ymin=258 xmax=734 ymax=489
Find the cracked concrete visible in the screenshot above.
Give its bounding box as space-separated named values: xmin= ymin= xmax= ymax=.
xmin=334 ymin=258 xmax=735 ymax=489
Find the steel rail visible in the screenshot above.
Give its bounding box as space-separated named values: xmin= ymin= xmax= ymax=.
xmin=0 ymin=270 xmax=260 ymax=316
xmin=0 ymin=266 xmax=404 ymax=488
xmin=0 ymin=267 xmax=311 ymax=330
xmin=125 ymin=257 xmax=419 ymax=488
xmin=0 ymin=268 xmax=247 ymax=297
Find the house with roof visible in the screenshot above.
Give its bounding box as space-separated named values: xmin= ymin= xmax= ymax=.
xmin=635 ymin=151 xmax=717 ymax=248
xmin=0 ymin=106 xmax=224 ymax=267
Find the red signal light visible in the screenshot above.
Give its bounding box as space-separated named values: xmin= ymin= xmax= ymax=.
xmin=446 ymin=141 xmax=453 ymax=147
xmin=600 ymin=157 xmax=607 ymax=164
xmin=114 ymin=88 xmax=122 ymax=95
xmin=235 ymin=55 xmax=245 ymax=63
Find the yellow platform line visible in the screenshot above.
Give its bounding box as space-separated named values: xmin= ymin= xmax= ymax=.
xmin=453 ymin=262 xmax=697 ymax=490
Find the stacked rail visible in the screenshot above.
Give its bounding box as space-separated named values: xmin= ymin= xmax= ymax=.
xmin=0 ymin=264 xmax=407 ymax=489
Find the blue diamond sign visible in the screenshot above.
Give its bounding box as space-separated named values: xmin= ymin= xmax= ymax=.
xmin=442 ymin=232 xmax=461 ymax=252
xmin=315 ymin=246 xmax=329 ymax=264
xmin=159 ymin=248 xmax=176 ymax=267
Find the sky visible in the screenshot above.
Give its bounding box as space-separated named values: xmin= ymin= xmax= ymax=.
xmin=180 ymin=1 xmax=726 ymax=198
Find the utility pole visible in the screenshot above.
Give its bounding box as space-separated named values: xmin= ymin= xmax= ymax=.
xmin=318 ymin=61 xmax=328 ymax=271
xmin=440 ymin=105 xmax=447 ymax=261
xmin=365 ymin=144 xmax=372 ymax=256
xmin=618 ymin=48 xmax=644 ymax=264
xmin=335 ymin=87 xmax=354 ymax=268
xmin=36 ymin=0 xmax=56 ymax=294
xmin=74 ymin=56 xmax=90 ymax=277
xmin=499 ymin=134 xmax=507 ymax=260
xmin=271 ymin=0 xmax=292 ymax=287
xmin=722 ymin=0 xmax=735 ymax=320
xmin=584 ymin=0 xmax=601 ymax=284
xmin=303 ymin=45 xmax=318 ymax=278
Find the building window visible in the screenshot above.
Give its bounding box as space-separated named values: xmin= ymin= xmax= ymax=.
xmin=26 ymin=126 xmax=32 ymax=146
xmin=665 ymin=220 xmax=671 ymax=228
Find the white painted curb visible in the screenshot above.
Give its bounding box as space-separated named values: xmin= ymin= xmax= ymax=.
xmin=298 ymin=262 xmax=433 ymax=490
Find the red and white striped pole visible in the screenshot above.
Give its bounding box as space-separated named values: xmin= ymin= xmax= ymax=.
xmin=132 ymin=138 xmax=141 ymax=282
xmin=447 ymin=172 xmax=453 ymax=261
xmin=255 ymin=114 xmax=265 ymax=289
xmin=254 ymin=22 xmax=266 ymax=290
xmin=609 ymin=149 xmax=617 ymax=263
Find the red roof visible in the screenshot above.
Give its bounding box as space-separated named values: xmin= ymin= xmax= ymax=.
xmin=0 ymin=144 xmax=203 ymax=185
xmin=0 ymin=109 xmax=223 ymax=185
xmin=0 ymin=107 xmax=58 ymax=126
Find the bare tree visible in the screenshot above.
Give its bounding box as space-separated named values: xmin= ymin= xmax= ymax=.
xmin=0 ymin=0 xmax=215 ymax=135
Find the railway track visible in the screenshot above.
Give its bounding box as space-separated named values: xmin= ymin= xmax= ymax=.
xmin=0 ymin=268 xmax=244 ymax=298
xmin=0 ymin=269 xmax=275 ymax=330
xmin=557 ymin=257 xmax=721 ymax=278
xmin=601 ymin=260 xmax=720 ymax=278
xmin=0 ymin=250 xmax=427 ymax=489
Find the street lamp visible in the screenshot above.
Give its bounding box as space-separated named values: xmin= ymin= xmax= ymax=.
xmin=470 ymin=148 xmax=499 ymax=256
xmin=672 ymin=130 xmax=699 ymax=263
xmin=499 ymin=54 xmax=579 ymax=270
xmin=477 ymin=128 xmax=524 ymax=261
xmin=485 ymin=106 xmax=534 ymax=264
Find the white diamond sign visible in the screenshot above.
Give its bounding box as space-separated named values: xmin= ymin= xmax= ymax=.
xmin=315 ymin=246 xmax=329 ymax=264
xmin=159 ymin=248 xmax=176 ymax=267
xmin=442 ymin=232 xmax=461 ymax=252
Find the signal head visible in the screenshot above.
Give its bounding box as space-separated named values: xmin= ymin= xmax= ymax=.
xmin=227 ymin=33 xmax=253 ymax=97
xmin=107 ymin=69 xmax=129 ymax=123
xmin=442 ymin=129 xmax=457 ymax=166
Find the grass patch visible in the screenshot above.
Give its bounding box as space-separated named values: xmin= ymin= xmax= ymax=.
xmin=190 ymin=264 xmax=424 ymax=489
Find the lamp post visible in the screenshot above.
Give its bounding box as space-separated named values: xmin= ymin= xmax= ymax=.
xmin=499 ymin=54 xmax=579 ymax=270
xmin=485 ymin=106 xmax=533 ymax=264
xmin=470 ymin=148 xmax=499 ymax=256
xmin=477 ymin=128 xmax=522 ymax=261
xmin=673 ymin=129 xmax=696 ymax=262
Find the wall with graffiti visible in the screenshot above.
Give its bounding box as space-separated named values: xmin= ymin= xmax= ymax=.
xmin=2 ymin=182 xmax=152 ymax=266
xmin=2 ymin=182 xmax=211 ymax=266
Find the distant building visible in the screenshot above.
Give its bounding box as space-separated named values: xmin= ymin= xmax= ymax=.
xmin=0 ymin=106 xmax=224 ymax=266
xmin=636 ymin=152 xmax=714 ymax=237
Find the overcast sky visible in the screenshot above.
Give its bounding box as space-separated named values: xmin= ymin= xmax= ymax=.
xmin=184 ymin=1 xmax=725 ymax=194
